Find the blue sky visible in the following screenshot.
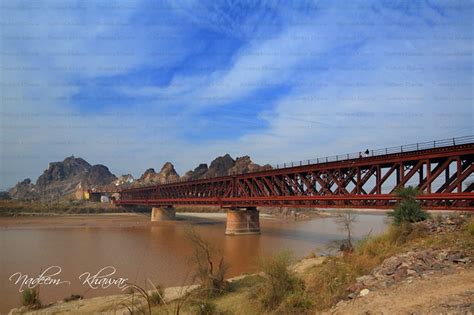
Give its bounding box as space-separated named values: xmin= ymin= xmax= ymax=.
xmin=0 ymin=0 xmax=472 ymax=189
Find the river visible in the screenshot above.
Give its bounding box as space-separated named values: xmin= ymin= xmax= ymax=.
xmin=0 ymin=212 xmax=387 ymax=312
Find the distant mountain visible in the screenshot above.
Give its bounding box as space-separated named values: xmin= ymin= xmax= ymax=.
xmin=9 ymin=156 xmax=116 ymax=201
xmin=8 ymin=154 xmax=272 ymax=200
xmin=135 ymin=162 xmax=180 ymax=186
xmin=182 ymin=154 xmax=272 ymax=180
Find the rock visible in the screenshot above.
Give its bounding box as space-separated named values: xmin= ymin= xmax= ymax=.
xmin=85 ymin=165 xmax=117 ymax=186
xmin=36 ymin=156 xmax=91 ymax=187
xmin=137 ymin=162 xmax=180 ymax=185
xmin=446 ymin=252 xmax=463 ymax=262
xmin=206 ymin=154 xmax=235 ymax=178
xmin=228 ymin=156 xmax=272 ymax=175
xmin=183 ymin=155 xmax=273 ymax=180
xmin=358 ymin=248 xmax=470 ymax=295
xmin=0 ymin=191 xmax=11 ymax=200
xmin=9 ymin=178 xmax=38 ymax=200
xmin=113 ymin=174 xmax=134 ymax=187
xmin=359 ymin=288 xmax=370 ymax=297
xmin=182 ymin=163 xmax=208 ymax=180
xmin=347 ymin=282 xmax=364 ymax=293
xmin=9 ymin=156 xmax=120 ymax=201
xmin=393 ymin=267 xmax=408 ymax=281
xmin=453 ymin=257 xmax=471 ymax=264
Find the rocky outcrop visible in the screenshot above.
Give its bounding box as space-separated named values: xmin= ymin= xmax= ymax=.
xmin=184 ymin=154 xmax=273 ymax=180
xmin=8 ymin=178 xmax=38 ymax=200
xmin=36 ymin=156 xmax=91 ymax=187
xmin=136 ymin=162 xmax=180 ymax=186
xmin=0 ymin=191 xmax=11 ymax=200
xmin=204 ymin=154 xmax=235 ymax=178
xmin=228 ymin=156 xmax=272 ymax=175
xmin=9 ymin=156 xmax=117 ymax=201
xmin=113 ymin=174 xmax=134 ymax=187
xmin=8 ymin=154 xmax=274 ymax=200
xmin=183 ymin=164 xmax=209 ymax=180
xmin=347 ymin=248 xmax=471 ymax=299
xmin=85 ymin=165 xmax=117 ymax=186
xmin=139 ymin=168 xmax=158 ymax=182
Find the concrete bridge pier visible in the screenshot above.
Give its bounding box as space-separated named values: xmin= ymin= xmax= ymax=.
xmin=225 ymin=207 xmax=260 ymax=235
xmin=151 ymin=206 xmax=176 ymax=221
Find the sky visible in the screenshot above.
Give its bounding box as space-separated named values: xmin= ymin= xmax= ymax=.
xmin=0 ymin=0 xmax=473 ymax=190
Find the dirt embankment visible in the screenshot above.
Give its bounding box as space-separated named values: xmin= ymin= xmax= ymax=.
xmin=329 ymin=268 xmax=474 ymax=314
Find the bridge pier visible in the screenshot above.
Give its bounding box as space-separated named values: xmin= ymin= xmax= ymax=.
xmin=225 ymin=207 xmax=260 ymax=235
xmin=151 ymin=206 xmax=176 ymax=221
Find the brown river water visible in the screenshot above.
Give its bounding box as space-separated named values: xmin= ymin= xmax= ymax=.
xmin=0 ymin=212 xmax=387 ymax=313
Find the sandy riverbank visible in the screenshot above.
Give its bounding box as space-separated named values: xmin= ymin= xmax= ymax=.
xmin=8 ymin=256 xmax=327 ymax=315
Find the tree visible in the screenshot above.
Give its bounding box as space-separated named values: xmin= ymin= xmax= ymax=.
xmin=185 ymin=228 xmax=229 ymax=297
xmin=335 ymin=211 xmax=358 ymax=252
xmin=388 ymin=186 xmax=429 ymax=225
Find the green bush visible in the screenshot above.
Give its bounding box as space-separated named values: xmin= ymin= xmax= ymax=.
xmin=192 ymin=299 xmax=217 ymax=315
xmin=22 ymin=287 xmax=41 ymax=308
xmin=388 ymin=186 xmax=429 ymax=225
xmin=149 ymin=288 xmax=164 ymax=306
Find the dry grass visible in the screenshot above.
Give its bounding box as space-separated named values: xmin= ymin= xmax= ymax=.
xmin=184 ymin=216 xmax=474 ymax=314
xmin=0 ymin=200 xmax=131 ymax=216
xmin=305 ymin=216 xmax=473 ymax=311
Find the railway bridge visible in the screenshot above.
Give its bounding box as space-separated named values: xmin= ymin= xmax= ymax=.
xmin=116 ymin=136 xmax=474 ymax=235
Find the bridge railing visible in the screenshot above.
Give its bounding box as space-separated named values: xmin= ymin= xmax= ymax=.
xmin=274 ymin=135 xmax=474 ymax=169
xmin=160 ymin=135 xmax=473 ymax=185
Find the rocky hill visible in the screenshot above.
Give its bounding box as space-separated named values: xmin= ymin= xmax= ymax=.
xmin=9 ymin=156 xmax=117 ymax=201
xmin=8 ymin=154 xmax=272 ymax=200
xmin=134 ymin=162 xmax=180 ymax=186
xmin=183 ymin=154 xmax=272 ymax=180
xmin=8 ymin=178 xmax=38 ymax=200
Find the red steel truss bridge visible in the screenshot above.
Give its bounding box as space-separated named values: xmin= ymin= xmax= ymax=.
xmin=117 ymin=136 xmax=474 ymax=211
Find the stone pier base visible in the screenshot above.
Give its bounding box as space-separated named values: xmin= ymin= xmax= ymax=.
xmin=151 ymin=206 xmax=176 ymax=221
xmin=225 ymin=207 xmax=260 ymax=235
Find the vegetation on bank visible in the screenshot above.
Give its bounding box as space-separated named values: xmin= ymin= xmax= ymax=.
xmin=11 ymin=187 xmax=473 ymax=314
xmin=145 ymin=187 xmax=473 ymax=314
xmin=388 ymin=186 xmax=430 ymax=225
xmin=0 ymin=200 xmax=133 ymax=216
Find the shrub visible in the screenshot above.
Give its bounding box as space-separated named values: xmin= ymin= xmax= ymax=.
xmin=186 ymin=228 xmax=229 ymax=297
xmin=192 ymin=299 xmax=217 ymax=315
xmin=255 ymin=251 xmax=305 ymax=311
xmin=466 ymin=218 xmax=474 ymax=236
xmin=275 ymin=292 xmax=313 ymax=315
xmin=22 ymin=287 xmax=41 ymax=308
xmin=149 ymin=286 xmax=164 ymax=306
xmin=388 ymin=186 xmax=429 ymax=225
xmin=386 ymin=223 xmax=428 ymax=245
xmin=335 ymin=211 xmax=357 ymax=253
